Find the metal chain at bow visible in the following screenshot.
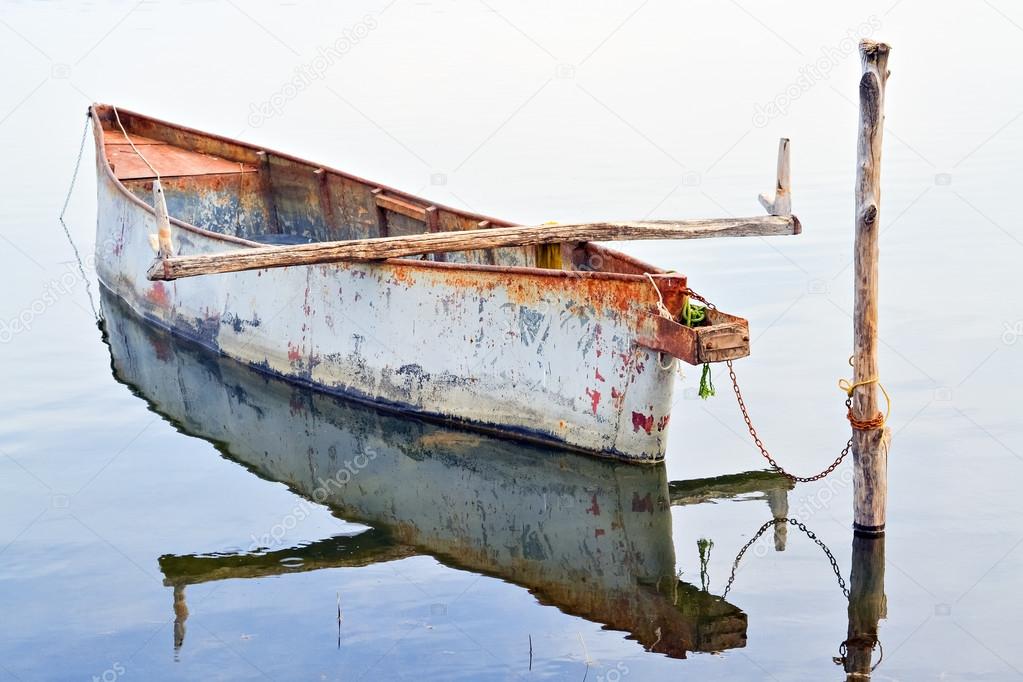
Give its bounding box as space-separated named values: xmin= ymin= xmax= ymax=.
xmin=59 ymin=111 xmax=100 ymax=321
xmin=685 ymin=288 xmax=851 ymax=483
xmin=721 ymin=517 xmax=849 ymax=600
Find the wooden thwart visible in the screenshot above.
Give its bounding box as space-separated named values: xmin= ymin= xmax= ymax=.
xmin=147 ymin=215 xmax=800 ymax=281
xmin=375 ymin=191 xmax=429 ymax=222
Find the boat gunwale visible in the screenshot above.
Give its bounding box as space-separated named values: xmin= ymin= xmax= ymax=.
xmin=90 ymin=103 xmax=672 ymax=284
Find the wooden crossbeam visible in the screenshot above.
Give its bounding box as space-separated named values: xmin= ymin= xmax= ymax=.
xmin=147 ymin=215 xmax=801 ymax=281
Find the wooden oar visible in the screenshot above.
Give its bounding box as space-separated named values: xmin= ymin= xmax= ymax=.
xmin=147 ymin=215 xmax=800 ymax=281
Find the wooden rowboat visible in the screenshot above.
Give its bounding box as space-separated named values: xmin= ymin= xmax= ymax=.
xmin=91 ymin=103 xmax=798 ymax=463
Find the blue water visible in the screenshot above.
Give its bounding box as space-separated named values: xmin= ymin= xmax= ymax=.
xmin=1 ymin=1 xmax=1021 ymax=680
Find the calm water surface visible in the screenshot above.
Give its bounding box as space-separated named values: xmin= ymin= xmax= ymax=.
xmin=1 ymin=1 xmax=1021 ymax=680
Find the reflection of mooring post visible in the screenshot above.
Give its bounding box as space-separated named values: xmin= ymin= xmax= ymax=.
xmin=765 ymin=488 xmax=788 ymax=551
xmin=843 ymin=534 xmax=886 ymax=677
xmin=173 ymin=584 xmax=189 ymax=651
xmin=851 ymin=40 xmax=893 ymax=536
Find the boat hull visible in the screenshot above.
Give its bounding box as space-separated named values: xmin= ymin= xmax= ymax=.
xmin=92 ymin=115 xmax=684 ymax=462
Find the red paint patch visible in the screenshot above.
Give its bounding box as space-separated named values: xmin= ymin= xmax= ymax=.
xmin=631 ymin=411 xmax=654 ymax=434
xmin=287 ymin=342 xmax=303 ymax=362
xmin=585 ymin=388 xmax=601 ymax=415
xmin=586 ymin=494 xmax=601 ymax=516
xmin=632 ymin=492 xmax=654 ymax=513
xmin=594 ymin=368 xmax=605 ymax=382
xmin=594 ymin=528 xmax=605 ymax=538
xmin=149 ymin=336 xmax=172 ymax=362
xmin=610 ymin=386 xmax=625 ymax=410
xmin=657 ymin=414 xmax=671 ymax=432
xmin=146 ymin=281 xmax=169 ymax=307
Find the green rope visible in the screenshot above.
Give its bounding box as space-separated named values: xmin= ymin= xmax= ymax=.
xmin=699 ymin=362 xmax=715 ymax=399
xmin=679 ymin=296 xmax=714 ymax=399
xmin=681 ymin=297 xmax=706 ymax=327
xmin=697 ymin=538 xmax=714 ymax=592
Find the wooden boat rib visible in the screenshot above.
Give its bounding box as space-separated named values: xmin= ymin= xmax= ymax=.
xmin=91 ymin=103 xmax=790 ymax=462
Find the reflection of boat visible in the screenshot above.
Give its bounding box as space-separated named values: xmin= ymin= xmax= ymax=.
xmin=103 ymin=289 xmax=789 ymax=659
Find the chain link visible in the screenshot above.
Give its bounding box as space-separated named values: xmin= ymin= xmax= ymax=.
xmin=727 ymin=360 xmax=852 ymax=482
xmin=59 ymin=112 xmax=100 ymax=321
xmin=684 ymin=287 xmax=850 ymax=483
xmin=721 ymin=517 xmax=849 ymax=600
xmin=60 ymin=112 xmax=92 ymax=222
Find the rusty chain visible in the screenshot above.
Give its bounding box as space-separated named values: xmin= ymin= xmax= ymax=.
xmin=721 ymin=517 xmax=881 ymax=672
xmin=686 ymin=288 xmax=851 ymax=483
xmin=727 ymin=360 xmax=853 ymax=483
xmin=721 ymin=517 xmax=849 ymax=600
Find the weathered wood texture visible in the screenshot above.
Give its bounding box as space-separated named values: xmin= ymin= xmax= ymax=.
xmin=147 ymin=215 xmax=800 ymax=281
xmin=852 ymin=40 xmax=892 ymax=534
xmin=153 ymin=180 xmax=174 ymax=258
xmin=758 ymin=137 xmax=791 ymax=216
xmin=766 ymin=487 xmax=789 ymax=551
xmin=104 ymin=135 xmax=257 ymax=180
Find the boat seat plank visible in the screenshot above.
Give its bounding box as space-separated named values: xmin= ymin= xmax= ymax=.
xmin=105 ymin=138 xmax=258 ymax=180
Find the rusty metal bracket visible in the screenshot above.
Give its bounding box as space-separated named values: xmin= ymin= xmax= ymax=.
xmin=636 ymin=311 xmax=750 ymax=365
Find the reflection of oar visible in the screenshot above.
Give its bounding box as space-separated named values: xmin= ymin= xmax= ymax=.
xmin=668 ymin=470 xmax=792 ymax=506
xmin=157 ymin=525 xmax=750 ymax=658
xmin=669 ymin=470 xmax=793 ymax=550
xmin=158 ymin=527 xmax=411 ymax=586
xmin=159 ymin=528 xmax=413 ymax=652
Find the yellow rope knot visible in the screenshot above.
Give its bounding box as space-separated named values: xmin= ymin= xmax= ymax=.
xmin=838 ymin=357 xmax=891 ymax=430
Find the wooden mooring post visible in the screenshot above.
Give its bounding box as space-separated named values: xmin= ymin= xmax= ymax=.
xmin=851 ymin=40 xmax=892 ymax=535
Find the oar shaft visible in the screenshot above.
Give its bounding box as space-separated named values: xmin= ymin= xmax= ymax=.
xmin=148 ymin=215 xmax=800 ymax=281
